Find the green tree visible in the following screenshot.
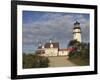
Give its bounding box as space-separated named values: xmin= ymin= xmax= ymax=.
xmin=68 ymin=40 xmax=80 ymax=47
xmin=68 ymin=40 xmax=89 ymax=65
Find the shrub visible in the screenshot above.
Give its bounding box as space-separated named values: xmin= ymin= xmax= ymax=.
xmin=23 ymin=53 xmax=49 ymax=69
xmin=68 ymin=40 xmax=89 ymax=65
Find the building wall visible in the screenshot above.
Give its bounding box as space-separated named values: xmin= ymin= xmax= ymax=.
xmin=37 ymin=48 xmax=69 ymax=56
xmin=59 ymin=51 xmax=69 ymax=56
xmin=44 ymin=48 xmax=58 ymax=56
xmin=73 ymin=28 xmax=81 ymax=42
xmin=73 ymin=33 xmax=81 ymax=42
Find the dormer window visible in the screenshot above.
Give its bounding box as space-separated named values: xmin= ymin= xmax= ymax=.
xmin=42 ymin=45 xmax=44 ymax=49
xmin=50 ymin=43 xmax=53 ymax=48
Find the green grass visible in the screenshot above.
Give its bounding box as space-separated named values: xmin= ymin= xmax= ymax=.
xmin=69 ymin=58 xmax=89 ymax=66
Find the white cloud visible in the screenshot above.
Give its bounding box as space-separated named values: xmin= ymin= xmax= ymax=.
xmin=22 ymin=12 xmax=89 ymax=52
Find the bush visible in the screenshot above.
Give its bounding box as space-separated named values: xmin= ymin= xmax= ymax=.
xmin=23 ymin=53 xmax=49 ymax=69
xmin=68 ymin=40 xmax=89 ymax=65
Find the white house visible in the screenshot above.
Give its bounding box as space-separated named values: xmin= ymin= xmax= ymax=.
xmin=36 ymin=40 xmax=70 ymax=57
xmin=59 ymin=49 xmax=69 ymax=56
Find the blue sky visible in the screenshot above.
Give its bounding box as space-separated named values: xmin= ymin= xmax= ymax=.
xmin=22 ymin=11 xmax=90 ymax=53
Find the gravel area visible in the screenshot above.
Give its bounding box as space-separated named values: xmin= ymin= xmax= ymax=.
xmin=48 ymin=56 xmax=76 ymax=67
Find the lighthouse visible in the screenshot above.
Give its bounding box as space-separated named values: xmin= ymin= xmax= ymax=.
xmin=73 ymin=21 xmax=82 ymax=42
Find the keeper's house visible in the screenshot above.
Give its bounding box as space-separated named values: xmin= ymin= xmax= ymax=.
xmin=36 ymin=40 xmax=70 ymax=57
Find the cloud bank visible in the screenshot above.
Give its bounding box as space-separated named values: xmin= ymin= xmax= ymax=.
xmin=22 ymin=11 xmax=89 ymax=53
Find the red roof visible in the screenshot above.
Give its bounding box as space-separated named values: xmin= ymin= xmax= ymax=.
xmin=67 ymin=48 xmax=76 ymax=51
xmin=59 ymin=48 xmax=68 ymax=51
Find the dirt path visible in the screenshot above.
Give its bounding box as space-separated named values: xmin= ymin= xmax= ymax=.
xmin=48 ymin=56 xmax=76 ymax=67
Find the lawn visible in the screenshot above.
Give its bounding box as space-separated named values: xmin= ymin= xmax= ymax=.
xmin=68 ymin=57 xmax=89 ymax=66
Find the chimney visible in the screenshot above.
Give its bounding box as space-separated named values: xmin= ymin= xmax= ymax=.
xmin=49 ymin=39 xmax=52 ymax=43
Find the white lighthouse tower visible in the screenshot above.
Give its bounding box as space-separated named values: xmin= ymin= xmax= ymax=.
xmin=73 ymin=21 xmax=82 ymax=42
